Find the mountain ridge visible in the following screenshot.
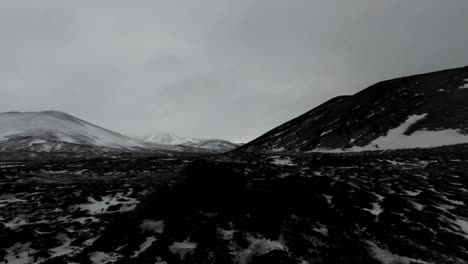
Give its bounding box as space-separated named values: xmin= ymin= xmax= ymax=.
xmin=0 ymin=111 xmax=188 ymax=154
xmin=140 ymin=132 xmax=240 ymax=152
xmin=238 ymin=66 xmax=468 ymax=153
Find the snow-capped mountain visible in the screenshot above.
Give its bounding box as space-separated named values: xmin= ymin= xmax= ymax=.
xmin=142 ymin=132 xmax=189 ymax=145
xmin=141 ymin=132 xmax=240 ymax=152
xmin=194 ymin=139 xmax=240 ymax=151
xmin=0 ymin=111 xmax=185 ymax=153
xmin=239 ymin=66 xmax=468 ymax=153
xmin=182 ymin=138 xmax=240 ymax=152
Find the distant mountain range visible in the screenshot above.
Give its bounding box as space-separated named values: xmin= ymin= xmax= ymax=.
xmin=141 ymin=132 xmax=240 ymax=152
xmin=0 ymin=111 xmax=236 ymax=155
xmin=142 ymin=132 xmax=191 ymax=145
xmin=2 ymin=66 xmax=468 ymax=158
xmin=0 ymin=111 xmax=146 ymax=152
xmin=239 ymin=66 xmax=468 ymax=153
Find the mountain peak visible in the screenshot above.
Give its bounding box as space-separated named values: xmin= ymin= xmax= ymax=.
xmin=0 ymin=110 xmax=145 ymax=151
xmin=142 ymin=132 xmax=190 ymax=145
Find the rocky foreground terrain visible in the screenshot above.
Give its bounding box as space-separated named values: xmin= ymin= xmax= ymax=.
xmin=2 ymin=144 xmax=467 ymax=264
xmin=0 ymin=155 xmax=200 ymax=264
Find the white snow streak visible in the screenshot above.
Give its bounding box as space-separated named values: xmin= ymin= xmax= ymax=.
xmin=270 ymin=157 xmax=296 ymax=166
xmin=365 ymin=241 xmax=431 ymax=264
xmin=459 ymin=78 xmax=468 ymax=89
xmin=314 ymin=113 xmax=468 ymax=152
xmin=89 ymin=251 xmax=121 ymax=264
xmin=168 ymin=239 xmax=197 ymax=259
xmin=70 ymin=193 xmax=138 ymax=215
xmin=132 ymin=237 xmax=157 ymax=258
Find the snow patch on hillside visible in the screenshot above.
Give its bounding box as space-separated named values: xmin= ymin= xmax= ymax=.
xmin=314 ymin=114 xmax=468 ymax=152
xmin=459 ymin=78 xmax=468 ymax=89
xmin=270 ymin=157 xmax=296 ymax=166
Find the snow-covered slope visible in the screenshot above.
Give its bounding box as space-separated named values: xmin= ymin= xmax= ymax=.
xmin=239 ymin=66 xmax=468 ymax=153
xmin=316 ymin=114 xmax=468 ymax=152
xmin=0 ymin=111 xmax=156 ymax=152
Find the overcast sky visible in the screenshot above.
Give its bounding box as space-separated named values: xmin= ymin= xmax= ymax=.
xmin=1 ymin=0 xmax=468 ymax=142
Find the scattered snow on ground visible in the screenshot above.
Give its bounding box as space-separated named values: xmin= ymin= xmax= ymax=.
xmin=270 ymin=157 xmax=296 ymax=166
xmin=314 ymin=113 xmax=468 ymax=152
xmin=323 ymin=194 xmax=332 ymax=205
xmin=238 ymin=237 xmax=287 ymax=264
xmin=320 ymin=129 xmax=334 ymax=137
xmin=313 ymin=226 xmax=329 ymax=236
xmin=218 ymin=228 xmax=236 ymax=240
xmin=168 ymin=239 xmax=198 ymax=259
xmin=3 ymin=216 xmax=28 ymax=230
xmin=71 ymin=193 xmax=138 ymax=215
xmin=72 ymin=216 xmax=100 ymax=224
xmin=386 ymin=160 xmax=410 ymax=166
xmin=83 ymin=236 xmax=100 ymax=247
xmin=2 ymin=242 xmax=39 ymax=264
xmin=271 ymin=147 xmax=285 ymax=152
xmin=132 ymin=237 xmax=157 ymax=258
xmin=365 ymin=241 xmax=430 ymax=264
xmin=89 ymin=251 xmax=121 ymax=264
xmin=119 ymin=203 xmax=138 ymax=212
xmin=444 ymin=197 xmax=465 ymax=206
xmin=365 ymin=203 xmax=384 ymax=217
xmin=139 ymin=220 xmax=164 ymax=234
xmin=405 ymin=190 xmax=421 ymax=196
xmin=0 ymin=163 xmax=25 ymax=168
xmin=0 ymin=195 xmax=26 ymax=204
xmin=459 ymin=78 xmax=468 ymax=89
xmin=453 ymin=218 xmax=468 ymax=239
xmin=364 ymin=194 xmax=384 ymax=218
xmin=410 ymin=201 xmax=424 ymax=211
xmin=48 ymin=233 xmax=79 ymax=258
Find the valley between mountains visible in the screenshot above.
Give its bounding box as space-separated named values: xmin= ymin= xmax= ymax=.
xmin=1 ymin=67 xmax=468 ymax=264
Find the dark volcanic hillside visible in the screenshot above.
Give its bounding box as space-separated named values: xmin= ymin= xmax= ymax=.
xmin=239 ymin=66 xmax=468 ymax=152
